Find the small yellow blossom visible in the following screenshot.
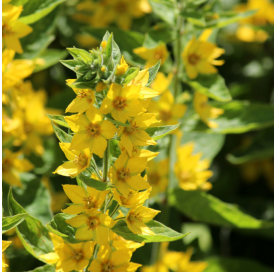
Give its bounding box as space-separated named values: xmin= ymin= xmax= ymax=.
xmin=109 ymin=153 xmax=150 ymax=196
xmin=96 ymin=81 xmax=108 ymax=93
xmin=174 ymin=143 xmax=213 ymax=191
xmin=182 ymin=29 xmax=225 ymax=79
xmin=133 ymin=43 xmax=169 ymax=68
xmin=151 ymin=72 xmax=173 ymax=95
xmin=193 ymin=91 xmax=224 ymax=128
xmin=147 ymin=159 xmax=169 ymax=197
xmin=89 ymin=245 xmax=141 ymax=272
xmin=148 ymin=91 xmax=187 ymax=126
xmin=61 ymin=184 xmax=109 ymax=214
xmin=100 ymin=83 xmax=145 ymax=123
xmin=65 ymin=79 xmax=95 ymax=114
xmin=101 ymin=40 xmax=107 ymax=49
xmin=126 ymin=205 xmax=160 ymax=235
xmin=2 ymin=149 xmax=34 ymax=187
xmin=66 ymin=210 xmax=115 ymax=244
xmin=2 ymin=241 xmax=12 ymax=268
xmin=115 ymin=55 xmax=129 ymax=76
xmin=53 ymin=143 xmax=91 ymax=178
xmin=118 ymin=113 xmax=159 ymax=156
xmin=65 ymin=107 xmax=117 ymax=158
xmin=2 ymin=3 xmax=32 ymax=53
xmin=113 ymin=187 xmax=151 ymax=208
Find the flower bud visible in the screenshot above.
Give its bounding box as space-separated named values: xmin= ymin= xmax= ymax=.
xmin=115 ymin=56 xmax=128 ymax=76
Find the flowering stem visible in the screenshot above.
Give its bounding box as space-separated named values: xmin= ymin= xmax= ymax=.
xmin=103 ymin=139 xmax=110 ymax=182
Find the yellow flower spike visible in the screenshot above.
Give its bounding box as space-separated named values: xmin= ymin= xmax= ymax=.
xmin=89 ymin=245 xmax=141 ymax=272
xmin=2 ymin=3 xmax=32 ymax=53
xmin=147 ymin=159 xmax=169 ymax=197
xmin=174 ymin=142 xmax=213 ymax=191
xmin=2 ymin=149 xmax=34 ymax=187
xmin=127 ymin=68 xmax=159 ymax=99
xmin=109 ymin=153 xmax=150 ymax=197
xmin=182 ymin=30 xmax=225 ymax=79
xmin=193 ymin=91 xmax=224 ymax=128
xmin=113 ymin=187 xmax=152 ymax=208
xmin=133 ymin=43 xmax=169 ymax=68
xmin=64 ymin=107 xmax=117 ymax=158
xmin=148 ymin=91 xmax=187 ymax=126
xmin=61 ymin=184 xmax=109 ymax=214
xmin=151 ymin=72 xmax=173 ymax=95
xmin=118 ymin=113 xmax=159 ymax=156
xmin=126 ymin=204 xmax=160 ymax=235
xmin=65 ymin=79 xmax=96 ymax=114
xmin=119 ymin=141 xmax=159 ymax=161
xmin=66 ymin=210 xmax=115 ymax=244
xmin=53 ymin=143 xmax=91 ymax=178
xmin=2 ymin=241 xmax=12 ymax=268
xmin=100 ymin=83 xmax=145 ymax=123
xmin=115 ymin=55 xmax=129 ymax=76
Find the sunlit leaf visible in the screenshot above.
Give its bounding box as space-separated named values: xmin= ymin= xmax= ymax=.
xmin=145 ymin=123 xmax=180 ymax=140
xmin=2 ymin=214 xmax=27 ymax=234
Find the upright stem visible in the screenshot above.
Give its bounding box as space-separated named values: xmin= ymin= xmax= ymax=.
xmin=103 ymin=139 xmax=110 ymax=182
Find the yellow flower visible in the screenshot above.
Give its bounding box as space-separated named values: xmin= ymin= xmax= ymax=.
xmin=133 ymin=43 xmax=168 ymax=68
xmin=148 ymin=91 xmax=187 ymax=126
xmin=100 ymin=83 xmax=145 ymax=123
xmin=174 ymin=143 xmax=213 ymax=191
xmin=2 ymin=3 xmax=32 ymax=53
xmin=109 ymin=153 xmax=150 ymax=196
xmin=2 ymin=241 xmax=12 ymax=268
xmin=182 ymin=29 xmax=225 ymax=79
xmin=89 ymin=245 xmax=141 ymax=272
xmin=65 ymin=79 xmax=96 ymax=114
xmin=96 ymin=81 xmax=108 ymax=93
xmin=66 ymin=210 xmax=115 ymax=244
xmin=151 ymin=72 xmax=173 ymax=95
xmin=65 ymin=107 xmax=117 ymax=158
xmin=53 ymin=143 xmax=91 ymax=178
xmin=193 ymin=91 xmax=224 ymax=128
xmin=113 ymin=187 xmax=151 ymax=208
xmin=127 ymin=68 xmax=159 ymax=99
xmin=2 ymin=49 xmax=35 ymax=92
xmin=61 ymin=184 xmax=109 ymax=214
xmin=115 ymin=56 xmax=129 ymax=76
xmin=2 ymin=149 xmax=34 ymax=187
xmin=126 ymin=204 xmax=160 ymax=235
xmin=118 ymin=113 xmax=159 ymax=156
xmin=146 ymin=159 xmax=169 ymax=197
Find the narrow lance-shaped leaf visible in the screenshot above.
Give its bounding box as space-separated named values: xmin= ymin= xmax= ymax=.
xmin=145 ymin=123 xmax=180 ymax=140
xmin=78 ymin=173 xmax=110 ymax=191
xmin=25 ymin=265 xmax=56 ymax=272
xmin=2 ymin=213 xmax=27 ymax=234
xmin=51 ymin=121 xmax=72 ymax=143
xmin=47 ymin=114 xmax=70 ymax=128
xmin=146 ymin=60 xmax=161 ymax=86
xmin=123 ymin=67 xmax=140 ymax=84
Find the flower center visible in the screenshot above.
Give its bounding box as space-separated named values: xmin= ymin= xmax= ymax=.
xmin=112 ymin=96 xmax=127 ymax=110
xmin=83 ymin=196 xmax=96 ymax=209
xmin=128 ymin=211 xmax=142 ymax=224
xmin=123 ymin=122 xmax=140 ymax=136
xmin=188 ymin=53 xmax=200 ymax=65
xmin=148 ymin=172 xmax=161 ymax=185
xmin=2 ymin=159 xmax=12 ymax=173
xmin=86 ymin=123 xmax=101 ymax=137
xmin=2 ymin=24 xmax=13 ymax=37
xmin=159 ymin=110 xmax=172 ymax=122
xmin=154 ymin=49 xmax=164 ymax=60
xmin=24 ymin=122 xmax=33 ymax=134
xmin=72 ymin=250 xmax=83 ymax=261
xmin=102 ymin=261 xmax=115 ymax=272
xmin=86 ymin=216 xmax=99 ymax=230
xmin=117 ymin=167 xmax=130 ymax=182
xmin=115 ymin=2 xmax=128 ymax=13
xmin=179 ymin=171 xmax=192 ymax=183
xmin=73 ymin=153 xmax=88 ymax=166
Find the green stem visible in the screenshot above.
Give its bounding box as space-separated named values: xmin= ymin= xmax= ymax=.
xmin=103 ymin=139 xmax=110 ymax=182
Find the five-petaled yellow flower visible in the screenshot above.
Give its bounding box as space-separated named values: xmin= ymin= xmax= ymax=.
xmin=66 ymin=210 xmax=115 ymax=244
xmin=100 ymin=83 xmax=145 ymax=123
xmin=109 ymin=153 xmax=150 ymax=196
xmin=53 ymin=143 xmax=91 ymax=178
xmin=133 ymin=43 xmax=169 ymax=68
xmin=65 ymin=107 xmax=117 ymax=158
xmin=182 ymin=29 xmax=225 ymax=79
xmin=61 ymin=184 xmax=109 ymax=214
xmin=89 ymin=245 xmax=141 ymax=272
xmin=126 ymin=205 xmax=160 ymax=235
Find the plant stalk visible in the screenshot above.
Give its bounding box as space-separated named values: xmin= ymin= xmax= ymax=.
xmin=103 ymin=139 xmax=110 ymax=182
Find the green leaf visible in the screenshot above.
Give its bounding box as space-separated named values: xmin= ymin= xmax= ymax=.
xmin=2 ymin=214 xmax=27 ymax=234
xmin=169 ymin=189 xmax=274 ymax=229
xmin=51 ymin=122 xmax=72 ymax=143
xmin=8 ymin=188 xmax=53 ymax=261
xmin=34 ymin=49 xmax=68 ymax=72
xmin=18 ymin=0 xmax=65 ymax=24
xmin=47 ymin=114 xmax=70 ymax=128
xmin=146 ymin=60 xmax=161 ymax=86
xmin=183 ymin=101 xmax=274 ymax=134
xmin=181 ymin=11 xmax=206 ymax=27
xmin=145 ymin=123 xmax=180 ymax=140
xmin=149 ymin=0 xmax=176 ymax=25
xmin=112 ymin=220 xmax=190 ymax=243
xmin=188 ymin=74 xmax=232 ymax=102
xmin=78 ymin=173 xmax=110 ymax=191
xmin=226 ymin=128 xmax=273 ymax=164
xmin=123 ymin=67 xmax=139 ymax=84
xmin=10 ymin=0 xmax=30 ymax=5
xmin=60 ymin=59 xmax=82 ymax=74
xmin=26 ymin=265 xmax=56 ymax=272
xmin=204 ymin=257 xmax=273 ymax=272
xmin=67 ymin=48 xmax=94 ymax=63
xmin=105 ymin=32 xmax=113 ymax=62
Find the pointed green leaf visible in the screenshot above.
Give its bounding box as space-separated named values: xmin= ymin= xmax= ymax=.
xmin=145 ymin=123 xmax=180 ymax=140
xmin=181 ymin=11 xmax=206 ymax=27
xmin=59 ymin=59 xmax=82 ymax=74
xmin=105 ymin=32 xmax=113 ymax=61
xmin=169 ymin=188 xmax=274 ymax=229
xmin=146 ymin=60 xmax=161 ymax=86
xmin=123 ymin=67 xmax=140 ymax=84
xmin=112 ymin=220 xmax=190 ymax=243
xmin=26 ymin=265 xmax=56 ymax=272
xmin=67 ymin=48 xmax=94 ymax=63
xmin=2 ymin=214 xmax=27 ymax=234
xmin=47 ymin=114 xmax=70 ymax=128
xmin=149 ymin=0 xmax=176 ymax=25
xmin=78 ymin=173 xmax=110 ymax=191
xmin=51 ymin=122 xmax=72 ymax=143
